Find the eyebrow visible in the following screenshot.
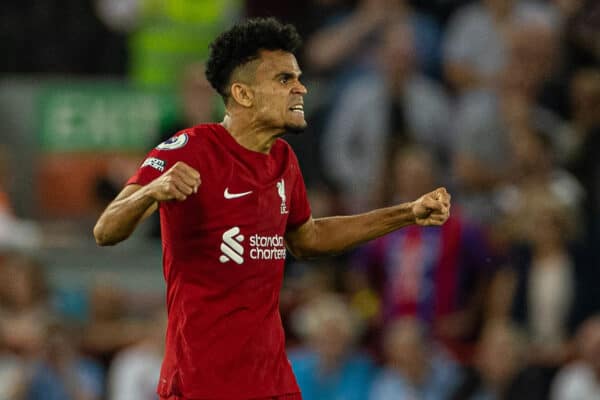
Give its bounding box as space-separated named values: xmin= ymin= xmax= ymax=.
xmin=274 ymin=71 xmax=302 ymax=80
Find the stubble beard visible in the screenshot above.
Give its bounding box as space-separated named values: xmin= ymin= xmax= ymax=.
xmin=284 ymin=121 xmax=307 ymax=135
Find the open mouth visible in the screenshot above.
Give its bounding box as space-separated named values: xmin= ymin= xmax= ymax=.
xmin=289 ymin=104 xmax=304 ymax=114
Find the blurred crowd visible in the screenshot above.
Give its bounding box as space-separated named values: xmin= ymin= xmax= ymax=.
xmin=1 ymin=0 xmax=599 ymax=399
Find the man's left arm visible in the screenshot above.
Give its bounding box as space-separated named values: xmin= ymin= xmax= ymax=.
xmin=285 ymin=187 xmax=451 ymax=259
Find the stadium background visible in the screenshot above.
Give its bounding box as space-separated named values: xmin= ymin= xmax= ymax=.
xmin=0 ymin=0 xmax=599 ymax=399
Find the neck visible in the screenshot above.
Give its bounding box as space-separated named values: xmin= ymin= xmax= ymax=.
xmin=390 ymin=361 xmax=427 ymax=385
xmin=221 ymin=115 xmax=283 ymax=154
xmin=533 ymin=241 xmax=564 ymax=259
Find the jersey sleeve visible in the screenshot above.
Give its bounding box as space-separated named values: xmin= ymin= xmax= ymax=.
xmin=286 ymin=151 xmax=311 ymax=231
xmin=127 ymin=131 xmax=193 ymax=186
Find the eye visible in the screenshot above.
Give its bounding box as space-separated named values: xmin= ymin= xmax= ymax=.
xmin=280 ymin=76 xmax=289 ymax=84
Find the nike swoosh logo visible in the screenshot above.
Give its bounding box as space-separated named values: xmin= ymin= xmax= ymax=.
xmin=224 ymin=188 xmax=253 ymax=199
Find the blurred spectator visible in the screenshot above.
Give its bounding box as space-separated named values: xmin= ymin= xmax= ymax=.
xmin=177 ymin=62 xmax=220 ymax=128
xmin=0 ymin=149 xmax=42 ymax=251
xmin=304 ymin=0 xmax=441 ymax=85
xmin=451 ymin=17 xmax=566 ymax=224
xmin=94 ymin=157 xmax=141 ymax=211
xmin=94 ymin=0 xmax=241 ymax=88
xmin=107 ymin=309 xmax=166 ymax=400
xmin=550 ymin=315 xmax=600 ymax=400
xmin=497 ymin=127 xmax=584 ymax=229
xmin=443 ymin=0 xmax=558 ymax=93
xmin=321 ymin=20 xmax=450 ymax=212
xmin=503 ymin=15 xmax=568 ymax=118
xmin=288 ymin=293 xmax=376 ymax=400
xmin=0 ymin=254 xmax=49 ymax=398
xmin=565 ymin=69 xmax=600 ymax=245
xmin=451 ymin=320 xmax=547 ymax=400
xmin=0 ymin=319 xmax=28 ymax=400
xmin=81 ymin=277 xmax=148 ymax=369
xmin=556 ymin=0 xmax=600 ymax=76
xmin=369 ymin=317 xmax=461 ymax=400
xmin=0 ymin=253 xmax=51 ymax=360
xmin=281 ymin=261 xmax=336 ymax=347
xmin=0 ymin=253 xmax=48 ymax=317
xmin=154 ymin=61 xmax=222 ymax=141
xmin=491 ymin=127 xmax=590 ymax=369
xmin=25 ymin=320 xmax=104 ymax=400
xmin=355 ymin=145 xmax=493 ymax=361
xmin=499 ymin=191 xmax=580 ymax=367
xmin=303 ymin=0 xmax=394 ymax=75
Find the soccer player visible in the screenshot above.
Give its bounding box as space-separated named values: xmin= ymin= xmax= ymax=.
xmin=93 ymin=17 xmax=451 ymax=400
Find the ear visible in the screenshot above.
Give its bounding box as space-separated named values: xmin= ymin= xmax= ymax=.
xmin=230 ymin=83 xmax=254 ymax=108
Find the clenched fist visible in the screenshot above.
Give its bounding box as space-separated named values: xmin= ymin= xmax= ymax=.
xmin=411 ymin=187 xmax=451 ymax=226
xmin=146 ymin=161 xmax=201 ymax=202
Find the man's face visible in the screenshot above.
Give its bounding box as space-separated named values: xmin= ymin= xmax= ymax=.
xmin=249 ymin=50 xmax=308 ymax=133
xmin=379 ymin=22 xmax=416 ymax=84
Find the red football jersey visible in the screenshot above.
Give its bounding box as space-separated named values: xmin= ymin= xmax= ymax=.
xmin=127 ymin=124 xmax=311 ymax=399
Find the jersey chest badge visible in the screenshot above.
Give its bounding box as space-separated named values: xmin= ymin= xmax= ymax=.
xmin=277 ymin=179 xmax=288 ymax=214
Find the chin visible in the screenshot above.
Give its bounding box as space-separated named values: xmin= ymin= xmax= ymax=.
xmin=284 ymin=121 xmax=307 ymax=135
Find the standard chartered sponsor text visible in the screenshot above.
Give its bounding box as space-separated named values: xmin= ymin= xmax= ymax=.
xmin=249 ymin=234 xmax=286 ymax=260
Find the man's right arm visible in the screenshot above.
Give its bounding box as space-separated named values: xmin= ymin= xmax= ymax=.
xmin=93 ymin=161 xmax=200 ymax=246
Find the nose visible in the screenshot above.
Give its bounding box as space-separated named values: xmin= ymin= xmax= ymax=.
xmin=293 ymin=81 xmax=308 ymax=95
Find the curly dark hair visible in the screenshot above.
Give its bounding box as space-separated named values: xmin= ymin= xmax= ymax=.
xmin=205 ymin=17 xmax=303 ymax=101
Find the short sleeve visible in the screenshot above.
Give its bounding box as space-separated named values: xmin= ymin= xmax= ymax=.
xmin=127 ymin=131 xmax=192 ymax=186
xmin=286 ymin=152 xmax=311 ymax=231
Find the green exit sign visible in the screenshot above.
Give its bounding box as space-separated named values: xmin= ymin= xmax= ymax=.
xmin=37 ymin=82 xmax=179 ymax=152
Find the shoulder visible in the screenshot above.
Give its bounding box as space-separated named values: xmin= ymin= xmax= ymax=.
xmin=151 ymin=124 xmax=223 ymax=163
xmin=273 ymin=137 xmax=293 ymax=152
xmin=139 ymin=125 xmax=225 ymax=177
xmin=156 ymin=123 xmax=217 ymax=149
